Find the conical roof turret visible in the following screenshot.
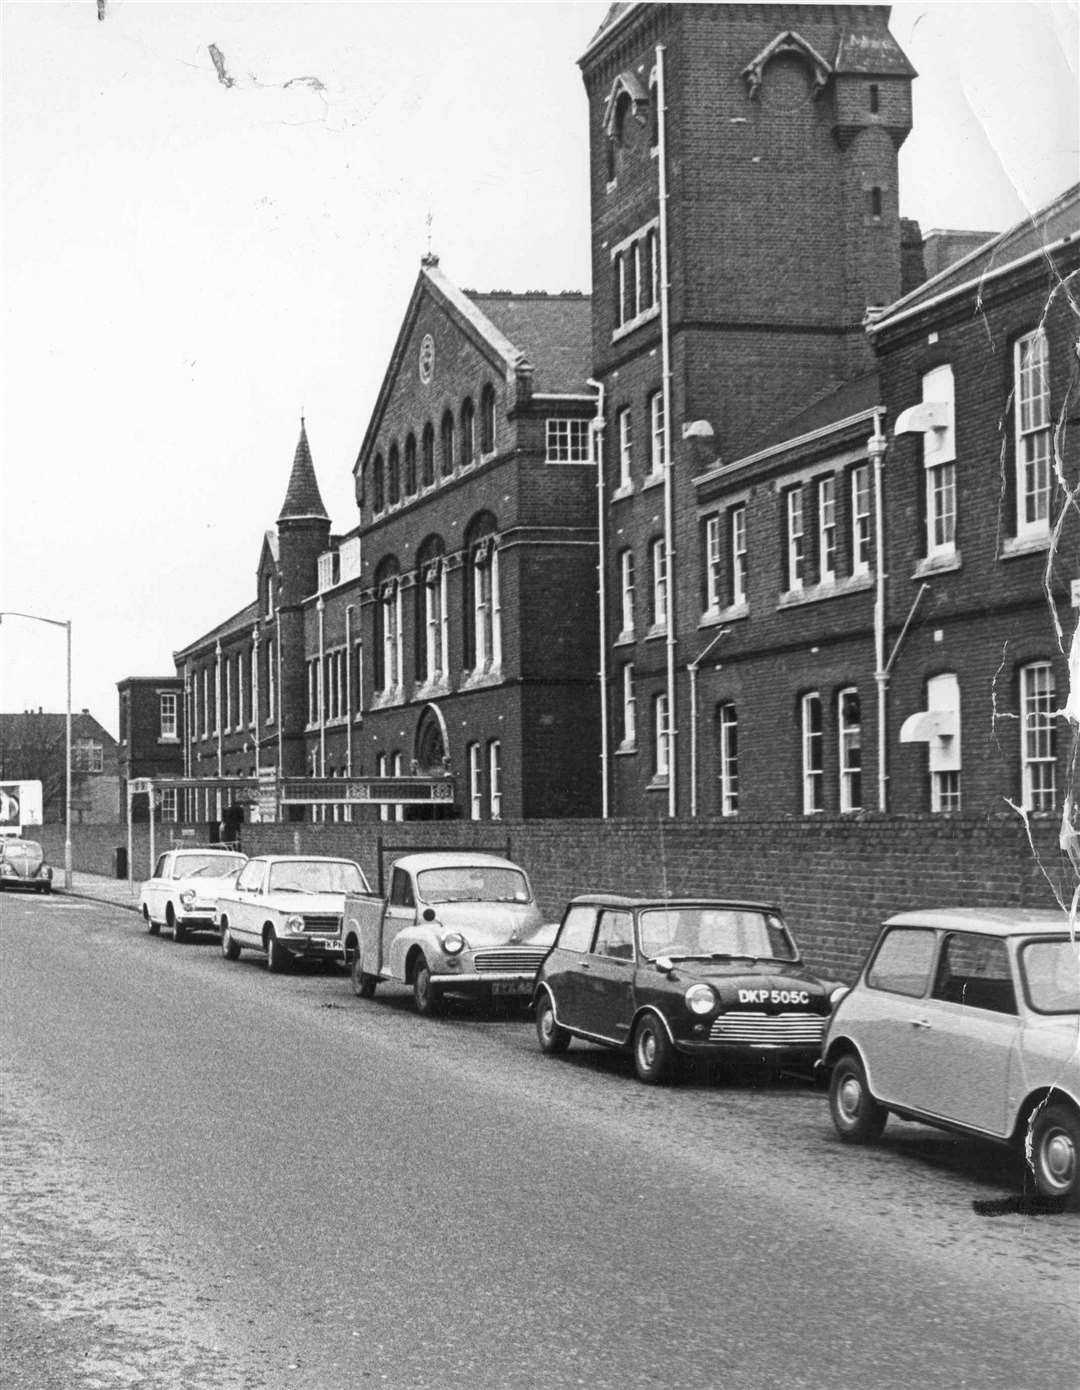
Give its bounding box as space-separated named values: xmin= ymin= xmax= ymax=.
xmin=277 ymin=418 xmax=329 ymax=522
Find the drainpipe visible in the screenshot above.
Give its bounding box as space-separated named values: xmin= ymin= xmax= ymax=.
xmin=251 ymin=625 xmax=261 ymax=780
xmin=275 ymin=610 xmax=284 ymax=777
xmin=345 ymin=604 xmax=355 ymax=777
xmin=869 ymin=411 xmax=889 ymax=812
xmin=688 ymin=627 xmax=730 ymax=818
xmin=588 ymin=377 xmax=610 ymax=819
xmin=215 ymin=641 xmax=223 ymax=778
xmin=656 ymin=43 xmax=677 ymax=819
xmin=317 ymin=596 xmax=326 ymax=777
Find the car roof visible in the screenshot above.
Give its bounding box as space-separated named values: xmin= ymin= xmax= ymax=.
xmin=884 ymin=907 xmax=1072 ymax=937
xmin=172 ymin=846 xmax=243 ymax=856
xmin=566 ymin=894 xmax=778 ymax=912
xmin=252 ymin=854 xmax=361 ymax=865
xmin=394 ymin=852 xmax=525 ymax=872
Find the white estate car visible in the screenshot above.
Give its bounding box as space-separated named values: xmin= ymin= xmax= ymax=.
xmin=823 ymin=908 xmax=1080 ymax=1206
xmin=216 ymin=854 xmax=371 ymax=972
xmin=140 ymin=848 xmax=247 ymax=942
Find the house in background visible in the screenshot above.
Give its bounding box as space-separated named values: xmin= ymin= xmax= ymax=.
xmin=0 ymin=709 xmax=120 ymax=822
xmin=116 ymin=675 xmax=186 ymax=821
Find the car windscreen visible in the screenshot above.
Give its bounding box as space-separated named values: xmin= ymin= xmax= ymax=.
xmin=417 ymin=867 xmax=531 ymax=904
xmin=267 ymin=861 xmax=367 ymax=894
xmin=1020 ymin=938 xmax=1080 ymax=1014
xmin=639 ymin=907 xmax=796 ymax=961
xmin=3 ymin=841 xmax=43 ymax=870
xmin=174 ymin=854 xmax=246 ymax=879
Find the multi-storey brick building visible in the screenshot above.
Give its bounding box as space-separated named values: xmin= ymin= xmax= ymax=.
xmin=116 ymin=675 xmax=186 ymax=820
xmin=0 ymin=709 xmax=120 ymax=822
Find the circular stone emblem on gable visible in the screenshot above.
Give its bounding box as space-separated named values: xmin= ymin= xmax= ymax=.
xmin=418 ymin=334 xmax=435 ymax=385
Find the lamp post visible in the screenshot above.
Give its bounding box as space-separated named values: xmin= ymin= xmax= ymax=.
xmin=0 ymin=610 xmax=73 ymax=888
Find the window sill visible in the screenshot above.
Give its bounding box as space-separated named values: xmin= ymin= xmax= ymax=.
xmin=777 ymin=573 xmax=874 ymax=610
xmin=613 ymin=630 xmax=636 ymax=647
xmin=912 ymin=551 xmax=962 ymax=579
xmin=642 ymin=470 xmax=665 ymax=490
xmin=158 ymin=736 xmax=179 ymax=745
xmin=462 ymin=664 xmax=503 ymax=692
xmin=646 ymin=776 xmax=670 ymax=793
xmin=611 ymin=483 xmax=634 ymax=502
xmin=614 ymin=740 xmax=637 ymax=757
xmin=612 ymin=305 xmax=660 ymax=343
xmin=644 ymin=623 xmax=668 ymax=642
xmin=414 ymin=676 xmax=452 ymax=700
xmin=370 ymin=688 xmax=405 ymax=710
xmin=700 ymin=602 xmax=748 ymax=627
xmin=1000 ymin=532 xmax=1051 ymax=559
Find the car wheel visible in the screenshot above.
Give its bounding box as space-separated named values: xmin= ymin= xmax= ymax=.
xmin=266 ymin=929 xmax=290 ymax=974
xmin=829 ymin=1053 xmax=887 ymax=1143
xmin=413 ymin=956 xmax=440 ymax=1016
xmin=1028 ymin=1102 xmax=1080 ymax=1207
xmin=633 ymin=1012 xmax=674 ymax=1084
xmin=166 ymin=904 xmax=187 ymax=944
xmin=351 ymin=954 xmax=378 ymax=998
xmin=143 ymin=904 xmax=160 ymax=936
xmin=536 ymin=992 xmax=570 ymax=1055
xmin=220 ymin=918 xmax=241 ymax=962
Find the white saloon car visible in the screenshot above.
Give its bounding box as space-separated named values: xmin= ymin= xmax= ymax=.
xmin=216 ymin=854 xmax=371 ymax=972
xmin=823 ymin=908 xmax=1080 ymax=1206
xmin=140 ymin=848 xmax=247 ymax=942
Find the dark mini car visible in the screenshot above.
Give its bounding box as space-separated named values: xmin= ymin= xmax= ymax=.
xmin=533 ymin=894 xmax=845 ymax=1083
xmin=0 ymin=838 xmax=53 ymax=894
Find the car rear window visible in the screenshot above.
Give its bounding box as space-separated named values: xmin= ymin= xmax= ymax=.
xmin=1020 ymin=939 xmax=1080 ymax=1015
xmin=866 ymin=927 xmax=936 ymax=997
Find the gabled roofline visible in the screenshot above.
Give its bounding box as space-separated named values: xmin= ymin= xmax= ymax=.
xmin=579 ymin=2 xmax=645 ymax=66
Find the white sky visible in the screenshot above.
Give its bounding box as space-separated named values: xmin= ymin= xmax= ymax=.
xmin=2 ymin=1 xmax=1077 ymax=739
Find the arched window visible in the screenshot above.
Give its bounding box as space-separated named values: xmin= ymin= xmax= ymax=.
xmin=461 ymin=397 xmax=476 ymax=466
xmin=480 ymin=384 xmax=496 ymax=454
xmin=440 ymin=410 xmax=455 ymax=477
xmin=421 ymin=422 xmax=435 ymax=487
xmin=404 ymin=433 xmax=417 ymax=496
xmin=373 ymin=557 xmax=402 ymax=694
xmin=372 ymin=454 xmax=385 ymax=514
xmin=415 ymin=535 xmax=447 ymax=686
xmin=464 ymin=513 xmax=500 ymax=673
xmin=387 ymin=443 xmax=400 ymax=506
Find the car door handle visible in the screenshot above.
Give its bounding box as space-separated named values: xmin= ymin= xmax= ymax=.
xmin=910 ymin=1017 xmax=932 ymax=1030
xmin=579 ymin=961 xmax=591 ymax=971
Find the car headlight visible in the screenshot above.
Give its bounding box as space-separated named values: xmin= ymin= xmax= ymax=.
xmin=179 ymin=890 xmax=196 ymax=907
xmin=685 ymin=983 xmax=717 ymax=1016
xmin=41 ymin=866 xmax=52 ymax=880
xmin=441 ymin=932 xmax=466 ymax=956
xmin=829 ymin=985 xmax=850 ymax=1008
xmin=285 ymin=914 xmax=305 ymax=933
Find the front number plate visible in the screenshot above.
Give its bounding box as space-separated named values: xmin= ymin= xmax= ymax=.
xmin=491 ymin=979 xmax=530 ymax=996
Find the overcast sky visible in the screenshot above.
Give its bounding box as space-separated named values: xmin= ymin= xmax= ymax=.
xmin=2 ymin=1 xmax=1077 ymax=739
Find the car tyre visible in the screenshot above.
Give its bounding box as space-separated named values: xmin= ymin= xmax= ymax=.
xmin=1028 ymin=1102 xmax=1080 ymax=1207
xmin=536 ymin=992 xmax=571 ymax=1055
xmin=633 ymin=1012 xmax=674 ymax=1084
xmin=413 ymin=956 xmax=440 ymax=1016
xmin=266 ymin=929 xmax=290 ymax=974
xmin=167 ymin=905 xmax=187 ymax=944
xmin=829 ymin=1052 xmax=888 ymax=1143
xmin=220 ymin=919 xmax=241 ymax=962
xmin=143 ymin=904 xmax=160 ymax=936
xmin=351 ymin=954 xmax=378 ymax=998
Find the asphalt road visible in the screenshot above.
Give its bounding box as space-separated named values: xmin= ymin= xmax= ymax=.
xmin=1 ymin=892 xmax=1077 ymax=1390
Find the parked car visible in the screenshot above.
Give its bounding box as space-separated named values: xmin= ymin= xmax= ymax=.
xmin=0 ymin=838 xmax=53 ymax=894
xmin=823 ymin=908 xmax=1080 ymax=1206
xmin=216 ymin=854 xmax=371 ymax=971
xmin=140 ymin=847 xmax=247 ymax=941
xmin=343 ymin=851 xmax=551 ymax=1013
xmin=533 ymin=894 xmax=845 ymax=1083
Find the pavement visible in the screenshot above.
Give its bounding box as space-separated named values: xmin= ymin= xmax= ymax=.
xmin=57 ymin=872 xmax=141 ymax=912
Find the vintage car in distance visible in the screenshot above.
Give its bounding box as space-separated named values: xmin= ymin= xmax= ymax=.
xmin=343 ymin=851 xmax=551 ymax=1013
xmin=534 ymin=894 xmax=846 ymax=1083
xmin=0 ymin=838 xmax=53 ymax=894
xmin=823 ymin=908 xmax=1080 ymax=1206
xmin=139 ymin=847 xmax=247 ymax=941
xmin=216 ymin=854 xmax=371 ymax=971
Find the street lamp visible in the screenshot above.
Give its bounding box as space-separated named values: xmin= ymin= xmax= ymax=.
xmin=0 ymin=610 xmax=73 ymax=889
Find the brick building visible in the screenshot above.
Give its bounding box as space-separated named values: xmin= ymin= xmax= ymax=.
xmin=0 ymin=709 xmax=120 ymax=822
xmin=579 ymin=2 xmax=1077 ymax=824
xmin=116 ymin=675 xmax=185 ymax=819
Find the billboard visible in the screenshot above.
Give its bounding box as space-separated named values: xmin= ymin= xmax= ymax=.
xmin=0 ymin=781 xmax=44 ymax=833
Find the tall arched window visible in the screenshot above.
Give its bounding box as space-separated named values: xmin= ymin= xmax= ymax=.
xmin=464 ymin=514 xmax=500 ymax=673
xmin=415 ymin=536 xmax=447 ymax=685
xmin=387 ymin=443 xmax=400 ymax=506
xmin=461 ymin=397 xmax=475 ymax=466
xmin=372 ymin=454 xmax=385 ymax=514
xmin=480 ymin=384 xmax=496 ymax=454
xmin=404 ymin=433 xmax=417 ymax=496
xmin=373 ymin=558 xmax=402 ymax=694
xmin=440 ymin=410 xmax=455 ymax=477
xmin=421 ymin=422 xmax=435 ymax=487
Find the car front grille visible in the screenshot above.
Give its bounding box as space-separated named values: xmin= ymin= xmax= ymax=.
xmin=474 ymin=949 xmax=547 ymax=973
xmin=301 ymin=914 xmax=340 ymax=934
xmin=709 ymin=1011 xmax=826 ymax=1045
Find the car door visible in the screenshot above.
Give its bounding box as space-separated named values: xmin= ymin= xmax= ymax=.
xmin=855 ymin=925 xmax=939 ymax=1108
xmin=228 ymin=859 xmax=266 ymax=943
xmin=580 ymin=909 xmax=637 ymax=1043
xmin=915 ymin=931 xmax=1020 ymax=1135
xmin=382 ymin=867 xmax=417 ymax=977
xmin=545 ymin=903 xmax=600 ymax=1032
xmin=145 ymin=853 xmax=171 ymax=920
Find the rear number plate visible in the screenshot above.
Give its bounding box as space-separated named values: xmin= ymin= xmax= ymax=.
xmin=491 ymin=979 xmax=530 ymax=996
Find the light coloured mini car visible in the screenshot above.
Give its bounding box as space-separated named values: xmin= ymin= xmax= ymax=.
xmin=140 ymin=847 xmax=247 ymax=941
xmin=216 ymin=854 xmax=371 ymax=971
xmin=823 ymin=907 xmax=1080 ymax=1206
xmin=344 ymin=851 xmax=550 ymax=1013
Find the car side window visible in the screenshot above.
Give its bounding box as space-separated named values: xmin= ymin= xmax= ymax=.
xmin=594 ymin=910 xmax=634 ymax=960
xmin=866 ymin=928 xmax=936 ymax=998
xmin=557 ymin=905 xmax=598 ymax=953
xmin=235 ymin=861 xmax=262 ymax=892
xmin=154 ymin=855 xmax=168 ymax=878
xmin=389 ymin=869 xmax=415 ymax=909
xmin=931 ymin=932 xmax=1017 ymax=1015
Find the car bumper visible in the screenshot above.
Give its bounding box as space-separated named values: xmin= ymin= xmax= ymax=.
xmin=0 ymin=878 xmax=52 ymax=892
xmin=671 ymin=1037 xmax=823 ymax=1065
xmin=282 ymin=936 xmax=344 ymax=960
xmin=431 ymin=969 xmax=536 ymax=995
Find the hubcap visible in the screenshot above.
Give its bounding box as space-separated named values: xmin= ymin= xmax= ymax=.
xmin=640 ymin=1030 xmax=656 ymax=1068
xmin=839 ymin=1076 xmax=863 ymax=1120
xmin=1043 ymin=1129 xmax=1077 ymax=1187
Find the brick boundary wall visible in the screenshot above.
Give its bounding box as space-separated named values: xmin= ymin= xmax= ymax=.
xmin=35 ymin=814 xmax=1070 ymax=981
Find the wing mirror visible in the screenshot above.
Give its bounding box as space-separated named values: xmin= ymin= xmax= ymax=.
xmin=655 ymin=956 xmax=674 ymax=974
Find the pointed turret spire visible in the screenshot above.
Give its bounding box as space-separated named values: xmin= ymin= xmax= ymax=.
xmin=277 ymin=417 xmax=329 ymax=522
